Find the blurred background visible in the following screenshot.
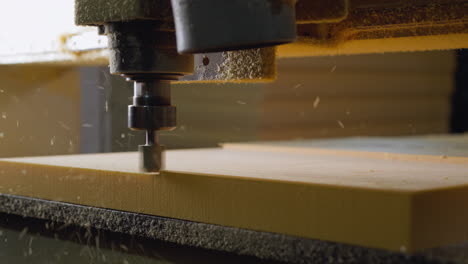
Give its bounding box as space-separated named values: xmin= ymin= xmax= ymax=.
xmin=0 ymin=50 xmax=466 ymax=157
xmin=0 ymin=0 xmax=467 ymax=158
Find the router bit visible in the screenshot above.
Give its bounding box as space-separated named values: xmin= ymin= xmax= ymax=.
xmin=140 ymin=130 xmax=164 ymax=172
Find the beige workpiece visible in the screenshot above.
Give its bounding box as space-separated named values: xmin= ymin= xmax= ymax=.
xmin=1 ymin=144 xmax=468 ymax=253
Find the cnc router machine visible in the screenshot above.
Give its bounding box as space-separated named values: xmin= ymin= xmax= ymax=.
xmin=0 ymin=0 xmax=467 ymax=263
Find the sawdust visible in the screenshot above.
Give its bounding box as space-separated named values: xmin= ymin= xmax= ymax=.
xmin=75 ymin=0 xmax=173 ymax=25
xmin=296 ymin=0 xmax=349 ymax=23
xmin=297 ymin=0 xmax=467 ymax=45
xmin=215 ymin=47 xmax=276 ymax=82
xmin=280 ymin=0 xmax=468 ymax=57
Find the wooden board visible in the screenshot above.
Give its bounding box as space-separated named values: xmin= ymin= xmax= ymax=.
xmin=0 ymin=66 xmax=81 ymax=158
xmin=259 ymin=51 xmax=454 ymax=140
xmin=0 ymin=142 xmax=468 ymax=253
xmin=224 ymin=135 xmax=468 ymax=158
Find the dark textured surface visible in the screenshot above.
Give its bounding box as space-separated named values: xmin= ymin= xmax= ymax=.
xmin=451 ymin=49 xmax=468 ymax=133
xmin=0 ymin=212 xmax=279 ymax=264
xmin=296 ymin=0 xmax=348 ymax=23
xmin=0 ymin=193 xmax=467 ymax=264
xmin=75 ymin=0 xmax=173 ymax=25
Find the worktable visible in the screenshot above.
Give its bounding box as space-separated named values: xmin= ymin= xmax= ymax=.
xmin=1 ymin=135 xmax=468 ymax=263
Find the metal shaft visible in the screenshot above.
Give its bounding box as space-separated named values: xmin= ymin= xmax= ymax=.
xmin=146 ymin=129 xmax=156 ymax=146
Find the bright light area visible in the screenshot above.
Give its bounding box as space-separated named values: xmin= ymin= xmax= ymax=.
xmin=0 ymin=0 xmax=85 ymax=56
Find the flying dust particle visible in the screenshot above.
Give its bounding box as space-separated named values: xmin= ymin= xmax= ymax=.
xmin=18 ymin=227 xmax=28 ymax=240
xmin=337 ymin=120 xmax=345 ymax=128
xmin=1 ymin=112 xmax=6 ymax=119
xmin=28 ymin=237 xmax=33 ymax=255
xmin=58 ymin=121 xmax=71 ymax=130
xmin=0 ymin=132 xmax=4 ymax=139
xmin=115 ymin=140 xmax=124 ymax=148
xmin=400 ymin=246 xmax=407 ymax=253
xmin=120 ymin=244 xmax=128 ymax=251
xmin=21 ymin=169 xmax=27 ymax=175
xmin=121 ymin=133 xmax=126 ymax=139
xmin=236 ymin=100 xmax=247 ymax=105
xmin=313 ymin=97 xmax=320 ymax=109
xmin=82 ymin=123 xmax=93 ymax=128
xmin=330 ymin=65 xmax=337 ymax=72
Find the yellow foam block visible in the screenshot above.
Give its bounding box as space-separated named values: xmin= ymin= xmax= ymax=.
xmin=0 ymin=146 xmax=468 ymax=253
